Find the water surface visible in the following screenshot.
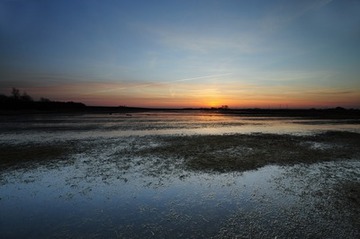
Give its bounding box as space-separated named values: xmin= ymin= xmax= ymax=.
xmin=1 ymin=112 xmax=359 ymax=238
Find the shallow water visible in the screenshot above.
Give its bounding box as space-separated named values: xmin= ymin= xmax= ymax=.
xmin=0 ymin=112 xmax=359 ymax=238
xmin=1 ymin=111 xmax=359 ymax=143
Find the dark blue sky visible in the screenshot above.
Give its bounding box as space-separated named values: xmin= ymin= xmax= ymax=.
xmin=1 ymin=0 xmax=360 ymax=108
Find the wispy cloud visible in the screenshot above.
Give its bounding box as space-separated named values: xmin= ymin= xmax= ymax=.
xmin=261 ymin=0 xmax=333 ymax=32
xmin=304 ymin=89 xmax=357 ymax=96
xmin=92 ymin=73 xmax=232 ymax=94
xmin=146 ymin=2 xmax=323 ymax=73
xmin=137 ymin=0 xmax=334 ymax=56
xmin=139 ymin=22 xmax=267 ymax=55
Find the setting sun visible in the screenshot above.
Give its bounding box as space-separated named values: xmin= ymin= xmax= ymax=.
xmin=207 ymin=100 xmax=221 ymax=108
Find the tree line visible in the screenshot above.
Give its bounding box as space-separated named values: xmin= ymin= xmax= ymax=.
xmin=0 ymin=88 xmax=86 ymax=111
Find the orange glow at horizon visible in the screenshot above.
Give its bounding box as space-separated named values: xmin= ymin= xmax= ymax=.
xmin=44 ymin=94 xmax=360 ymax=109
xmin=9 ymin=81 xmax=360 ymax=109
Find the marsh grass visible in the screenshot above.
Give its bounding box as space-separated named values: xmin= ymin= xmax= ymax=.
xmin=136 ymin=131 xmax=360 ymax=173
xmin=331 ymin=181 xmax=360 ymax=228
xmin=0 ymin=142 xmax=77 ymax=170
xmin=1 ymin=131 xmax=359 ymax=177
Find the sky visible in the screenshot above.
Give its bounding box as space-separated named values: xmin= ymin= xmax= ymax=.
xmin=1 ymin=0 xmax=360 ymax=108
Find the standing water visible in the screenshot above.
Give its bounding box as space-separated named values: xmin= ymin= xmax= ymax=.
xmin=1 ymin=111 xmax=359 ymax=238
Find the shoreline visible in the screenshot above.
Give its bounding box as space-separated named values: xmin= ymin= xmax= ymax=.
xmin=1 ymin=107 xmax=360 ymax=119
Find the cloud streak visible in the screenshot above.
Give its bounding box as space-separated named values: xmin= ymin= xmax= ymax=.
xmin=261 ymin=0 xmax=333 ymax=33
xmin=92 ymin=73 xmax=232 ymax=94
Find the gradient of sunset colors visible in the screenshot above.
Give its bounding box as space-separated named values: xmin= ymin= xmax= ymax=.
xmin=1 ymin=0 xmax=360 ymax=108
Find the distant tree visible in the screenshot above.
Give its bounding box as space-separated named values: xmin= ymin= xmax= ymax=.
xmin=220 ymin=105 xmax=229 ymax=110
xmin=11 ymin=88 xmax=20 ymax=100
xmin=20 ymin=91 xmax=33 ymax=102
xmin=40 ymin=97 xmax=51 ymax=102
xmin=2 ymin=87 xmax=87 ymax=111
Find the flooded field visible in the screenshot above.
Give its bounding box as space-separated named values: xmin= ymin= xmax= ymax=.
xmin=1 ymin=111 xmax=360 ymax=238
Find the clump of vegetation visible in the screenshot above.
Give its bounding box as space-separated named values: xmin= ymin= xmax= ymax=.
xmin=0 ymin=142 xmax=77 ymax=171
xmin=333 ymin=181 xmax=360 ymax=209
xmin=136 ymin=132 xmax=360 ymax=173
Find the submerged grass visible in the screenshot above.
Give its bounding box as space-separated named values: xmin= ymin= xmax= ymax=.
xmin=331 ymin=181 xmax=360 ymax=228
xmin=1 ymin=130 xmax=359 ymax=238
xmin=136 ymin=131 xmax=360 ymax=173
xmin=0 ymin=142 xmax=77 ymax=170
xmin=1 ymin=131 xmax=359 ymax=176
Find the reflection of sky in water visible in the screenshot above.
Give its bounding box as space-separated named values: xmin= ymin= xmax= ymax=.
xmin=0 ymin=163 xmax=286 ymax=238
xmin=0 ymin=112 xmax=359 ymax=144
xmin=1 ymin=157 xmax=359 ymax=238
